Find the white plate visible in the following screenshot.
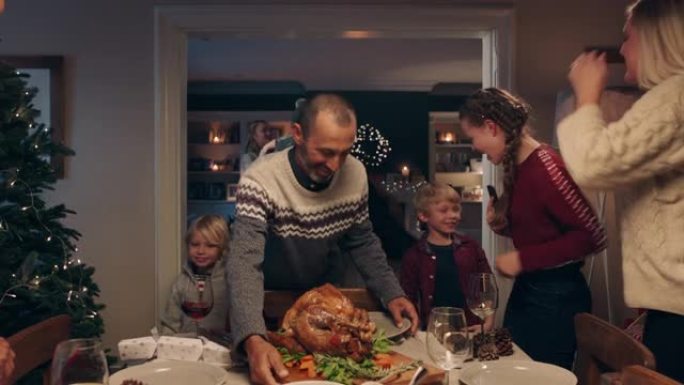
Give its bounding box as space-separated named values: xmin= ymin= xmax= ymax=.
xmin=368 ymin=311 xmax=411 ymax=339
xmin=109 ymin=359 xmax=228 ymax=385
xmin=285 ymin=381 xmax=343 ymax=385
xmin=459 ymin=360 xmax=577 ymax=385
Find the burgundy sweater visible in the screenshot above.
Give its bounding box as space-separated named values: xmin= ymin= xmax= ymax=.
xmin=504 ymin=145 xmax=606 ymax=272
xmin=400 ymin=233 xmax=492 ymax=327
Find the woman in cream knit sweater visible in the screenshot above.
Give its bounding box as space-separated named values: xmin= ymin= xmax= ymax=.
xmin=557 ymin=0 xmax=684 ymax=380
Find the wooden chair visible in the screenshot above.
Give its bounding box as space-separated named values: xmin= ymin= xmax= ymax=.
xmin=575 ymin=313 xmax=656 ymax=385
xmin=263 ymin=287 xmax=383 ymax=329
xmin=620 ymin=365 xmax=683 ymax=385
xmin=7 ymin=314 xmax=71 ymax=385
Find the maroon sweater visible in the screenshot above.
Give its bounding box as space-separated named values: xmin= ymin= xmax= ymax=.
xmin=400 ymin=233 xmax=492 ymax=327
xmin=504 ymin=145 xmax=606 ymax=271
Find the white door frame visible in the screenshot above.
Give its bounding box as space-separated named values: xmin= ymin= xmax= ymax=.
xmin=154 ymin=4 xmax=514 ymax=322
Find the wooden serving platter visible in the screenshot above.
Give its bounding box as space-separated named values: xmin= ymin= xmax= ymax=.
xmin=282 ymin=351 xmax=445 ymax=385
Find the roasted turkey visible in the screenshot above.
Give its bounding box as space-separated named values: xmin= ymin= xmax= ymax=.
xmin=267 ymin=284 xmax=376 ymax=361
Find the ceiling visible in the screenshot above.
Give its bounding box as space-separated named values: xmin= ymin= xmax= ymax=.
xmin=187 ymin=37 xmax=483 ymax=92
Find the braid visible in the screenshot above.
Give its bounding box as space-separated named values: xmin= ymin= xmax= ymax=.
xmin=459 ymin=88 xmax=530 ymax=231
xmin=492 ymin=127 xmax=523 ymax=230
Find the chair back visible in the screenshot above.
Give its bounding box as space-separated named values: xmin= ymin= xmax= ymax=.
xmin=263 ymin=287 xmax=382 ymax=329
xmin=575 ymin=312 xmax=656 ymax=385
xmin=621 ymin=365 xmax=683 ymax=385
xmin=7 ymin=314 xmax=71 ymax=385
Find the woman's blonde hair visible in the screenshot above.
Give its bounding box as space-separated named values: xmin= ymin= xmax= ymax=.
xmin=185 ymin=215 xmax=230 ymax=259
xmin=628 ymin=0 xmax=684 ymax=89
xmin=414 ymin=182 xmax=461 ymax=214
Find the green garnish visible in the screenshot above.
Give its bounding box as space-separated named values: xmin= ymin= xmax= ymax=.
xmin=372 ymin=329 xmax=394 ymax=354
xmin=275 ymin=330 xmax=416 ymax=385
xmin=276 ymin=347 xmax=306 ymax=364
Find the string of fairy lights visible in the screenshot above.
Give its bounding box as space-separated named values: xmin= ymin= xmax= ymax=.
xmin=379 ymin=179 xmax=427 ymax=194
xmin=351 ymin=123 xmax=391 ymax=168
xmin=0 ymin=71 xmax=98 ymax=319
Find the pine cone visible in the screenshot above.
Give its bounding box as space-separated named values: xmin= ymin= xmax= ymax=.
xmin=472 ymin=332 xmax=488 ymax=357
xmin=494 ymin=328 xmax=514 ymax=356
xmin=477 ymin=341 xmax=499 ymax=361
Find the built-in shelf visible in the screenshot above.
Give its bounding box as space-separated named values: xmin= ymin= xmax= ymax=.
xmin=434 ymin=143 xmax=473 ymax=148
xmin=188 ymin=142 xmax=241 ymax=147
xmin=188 ymin=199 xmax=236 ymax=203
xmin=188 ymin=171 xmax=240 ymax=176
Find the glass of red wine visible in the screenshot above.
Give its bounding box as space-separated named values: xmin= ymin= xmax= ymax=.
xmin=50 ymin=338 xmax=109 ymax=385
xmin=181 ymin=274 xmax=214 ymax=337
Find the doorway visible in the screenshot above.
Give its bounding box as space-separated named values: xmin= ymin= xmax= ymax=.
xmin=154 ymin=3 xmax=514 ymax=322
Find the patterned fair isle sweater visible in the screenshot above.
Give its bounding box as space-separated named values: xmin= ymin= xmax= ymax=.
xmin=558 ymin=74 xmax=684 ymax=316
xmin=226 ymin=149 xmax=405 ymax=349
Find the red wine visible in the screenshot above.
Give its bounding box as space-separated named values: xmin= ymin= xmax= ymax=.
xmin=182 ymin=301 xmax=212 ymax=319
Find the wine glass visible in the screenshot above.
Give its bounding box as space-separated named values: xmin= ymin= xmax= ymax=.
xmin=181 ymin=274 xmax=214 ymax=336
xmin=466 ymin=272 xmax=499 ymax=335
xmin=425 ymin=307 xmax=470 ymax=385
xmin=50 ymin=338 xmax=109 ymax=385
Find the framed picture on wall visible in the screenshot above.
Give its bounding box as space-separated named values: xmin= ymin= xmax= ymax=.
xmin=226 ymin=184 xmax=238 ymax=202
xmin=0 ymin=55 xmax=66 ymax=177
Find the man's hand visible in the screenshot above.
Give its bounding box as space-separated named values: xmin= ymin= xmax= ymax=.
xmin=387 ymin=296 xmax=420 ymax=335
xmin=495 ymin=250 xmax=522 ymax=277
xmin=0 ymin=338 xmax=15 ymax=385
xmin=244 ymin=335 xmax=289 ymax=385
xmin=569 ymin=51 xmax=608 ymax=108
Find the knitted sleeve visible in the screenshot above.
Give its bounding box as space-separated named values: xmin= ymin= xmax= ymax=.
xmin=518 ymin=149 xmax=607 ymax=272
xmin=557 ymin=76 xmax=684 ymax=190
xmin=342 ymin=218 xmax=406 ymax=307
xmin=227 ymin=180 xmax=272 ymax=350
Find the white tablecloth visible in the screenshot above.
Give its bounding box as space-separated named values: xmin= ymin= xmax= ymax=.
xmin=216 ymin=331 xmax=532 ymax=384
xmin=393 ymin=332 xmax=531 ymax=384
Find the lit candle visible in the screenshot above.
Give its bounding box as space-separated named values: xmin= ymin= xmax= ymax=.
xmin=444 ymin=132 xmax=454 ymax=143
xmin=212 ymin=135 xmax=221 ymax=143
xmin=401 ymin=165 xmax=410 ymax=178
xmin=210 ymin=161 xmax=219 ymax=171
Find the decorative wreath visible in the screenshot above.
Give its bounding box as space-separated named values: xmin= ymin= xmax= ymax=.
xmin=351 ymin=123 xmax=391 ymax=168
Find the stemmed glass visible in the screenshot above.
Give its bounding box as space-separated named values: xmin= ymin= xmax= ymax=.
xmin=181 ymin=274 xmax=214 ymax=336
xmin=425 ymin=307 xmax=470 ymax=385
xmin=466 ymin=272 xmax=499 ymax=335
xmin=50 ymin=338 xmax=109 ymax=385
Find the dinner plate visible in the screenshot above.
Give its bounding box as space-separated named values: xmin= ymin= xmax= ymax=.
xmin=369 ymin=311 xmax=412 ymax=339
xmin=109 ymin=359 xmax=228 ymax=385
xmin=459 ymin=360 xmax=577 ymax=385
xmin=284 ymin=381 xmax=344 ymax=385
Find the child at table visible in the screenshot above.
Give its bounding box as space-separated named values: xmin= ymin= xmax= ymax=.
xmin=160 ymin=215 xmax=230 ymax=336
xmin=400 ymin=182 xmax=493 ymax=332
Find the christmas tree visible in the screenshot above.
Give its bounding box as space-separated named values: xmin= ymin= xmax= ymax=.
xmin=0 ymin=61 xmax=105 ymax=341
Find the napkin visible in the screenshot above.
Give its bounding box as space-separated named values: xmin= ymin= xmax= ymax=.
xmin=118 ymin=336 xmax=158 ymax=361
xmin=200 ymin=338 xmax=232 ymax=367
xmin=156 ymin=336 xmax=204 ymax=361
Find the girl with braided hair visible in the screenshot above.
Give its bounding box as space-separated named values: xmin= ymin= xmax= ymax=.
xmin=459 ymin=88 xmax=606 ymax=368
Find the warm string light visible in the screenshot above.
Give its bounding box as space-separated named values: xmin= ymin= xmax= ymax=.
xmin=380 ymin=180 xmax=427 ymax=194
xmin=351 ymin=123 xmax=392 ymax=168
xmin=0 ymin=75 xmax=99 ymax=319
xmin=0 ymin=168 xmax=98 ymax=318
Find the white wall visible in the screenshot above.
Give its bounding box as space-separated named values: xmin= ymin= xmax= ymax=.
xmin=0 ymin=0 xmax=157 ymax=348
xmin=0 ymin=0 xmax=632 ymax=349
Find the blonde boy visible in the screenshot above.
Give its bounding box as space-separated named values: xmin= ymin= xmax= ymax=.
xmin=400 ymin=182 xmax=493 ymax=331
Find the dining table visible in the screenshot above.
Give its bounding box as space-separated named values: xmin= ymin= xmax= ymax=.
xmin=211 ymin=331 xmax=533 ymax=385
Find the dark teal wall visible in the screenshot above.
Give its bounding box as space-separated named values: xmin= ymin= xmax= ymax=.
xmin=188 ymin=91 xmax=468 ymax=178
